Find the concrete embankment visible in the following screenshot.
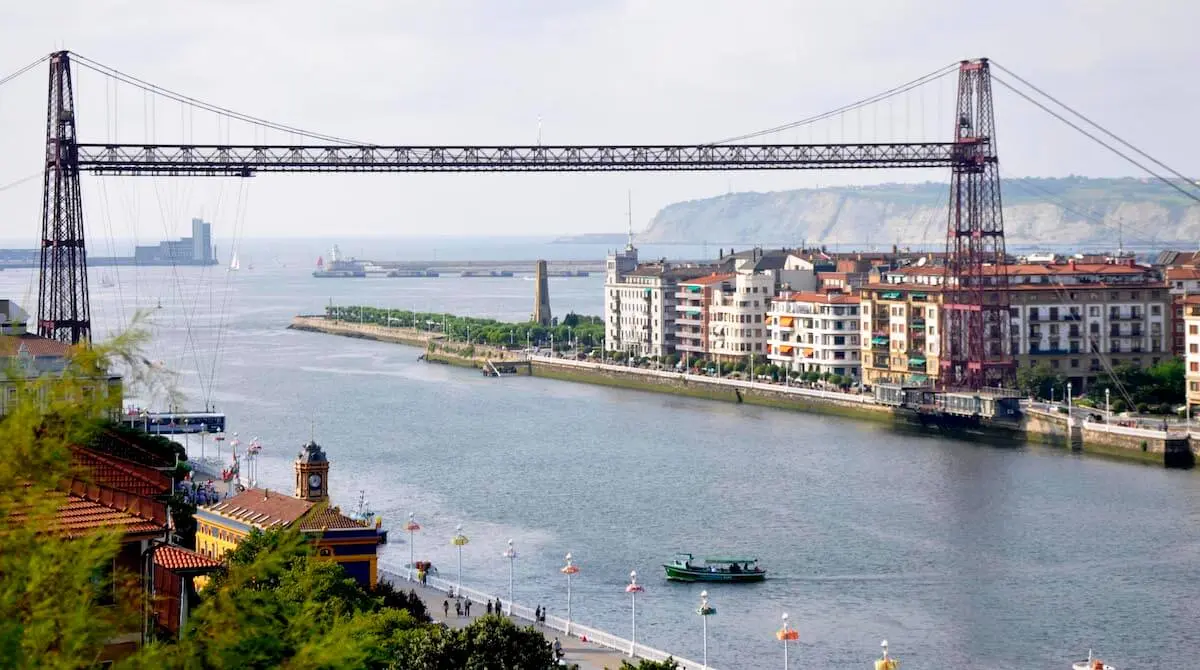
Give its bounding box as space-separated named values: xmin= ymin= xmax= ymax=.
xmin=290 ymin=315 xmax=1197 ymax=467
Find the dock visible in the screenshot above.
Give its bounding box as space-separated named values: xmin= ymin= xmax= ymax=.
xmin=373 ymin=259 xmax=602 ymax=276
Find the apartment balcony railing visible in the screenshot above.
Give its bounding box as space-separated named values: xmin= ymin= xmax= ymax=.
xmin=1029 ymin=348 xmax=1070 ymax=355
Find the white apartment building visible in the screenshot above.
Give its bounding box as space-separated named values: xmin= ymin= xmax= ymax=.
xmin=1184 ymin=295 xmax=1200 ymax=411
xmin=674 ymin=271 xmax=774 ymax=363
xmin=604 ymin=242 xmax=713 ymax=358
xmin=767 ymin=291 xmax=862 ymax=379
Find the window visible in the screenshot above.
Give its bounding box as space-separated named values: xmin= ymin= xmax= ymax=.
xmin=1051 ymin=359 xmax=1060 ymax=369
xmin=1050 ymin=307 xmax=1059 ymax=320
xmin=1192 ymin=362 xmax=1199 ymax=373
xmin=1152 ymin=305 xmax=1162 ymax=316
xmin=1070 ymin=359 xmax=1079 ymax=368
xmin=1089 ymin=306 xmax=1100 ymax=317
xmin=1030 ymin=307 xmax=1040 ymax=321
xmin=1192 ymin=325 xmax=1199 ymax=335
xmin=1192 ymin=381 xmax=1200 ymax=392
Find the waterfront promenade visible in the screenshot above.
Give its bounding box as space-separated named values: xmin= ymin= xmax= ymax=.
xmin=380 ymin=568 xmax=708 ymax=670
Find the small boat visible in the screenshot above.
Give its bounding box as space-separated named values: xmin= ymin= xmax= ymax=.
xmin=663 ymin=553 xmax=766 ymax=582
xmin=228 ymin=251 xmax=241 ymax=272
xmin=1072 ymin=652 xmax=1116 ymax=670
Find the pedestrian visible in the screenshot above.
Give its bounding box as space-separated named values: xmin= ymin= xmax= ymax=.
xmin=464 ymin=599 xmax=472 ymax=617
xmin=455 ymin=600 xmax=462 ymax=617
xmin=495 ymin=597 xmax=503 ymax=615
xmin=539 ymin=605 xmax=546 ymax=624
xmin=442 ymin=599 xmax=449 ymax=619
xmin=486 ymin=600 xmax=493 ymax=615
xmin=534 ymin=605 xmax=541 ymax=624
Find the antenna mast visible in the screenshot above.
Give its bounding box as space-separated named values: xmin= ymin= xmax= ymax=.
xmin=626 ymin=190 xmax=634 ymax=249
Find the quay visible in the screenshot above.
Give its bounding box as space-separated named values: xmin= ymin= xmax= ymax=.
xmin=380 ymin=568 xmax=710 ymax=670
xmin=373 ymin=258 xmax=603 ymax=276
xmin=289 ymin=315 xmax=1200 ymax=467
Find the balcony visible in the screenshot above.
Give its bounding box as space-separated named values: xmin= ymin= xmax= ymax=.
xmin=1029 ymin=348 xmax=1070 ymax=355
xmin=870 ymin=336 xmax=890 ymax=350
xmin=907 ymin=356 xmax=927 ymax=371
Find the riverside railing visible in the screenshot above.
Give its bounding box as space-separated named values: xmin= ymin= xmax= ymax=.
xmin=531 ymin=355 xmax=875 ymax=405
xmin=382 ymin=567 xmax=710 ymax=670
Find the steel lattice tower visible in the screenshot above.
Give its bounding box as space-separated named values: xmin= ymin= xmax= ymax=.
xmin=940 ymin=59 xmax=1012 ymax=389
xmin=38 ymin=51 xmax=90 ymax=344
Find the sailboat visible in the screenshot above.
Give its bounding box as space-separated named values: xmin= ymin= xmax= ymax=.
xmin=228 ymin=251 xmax=241 ymax=272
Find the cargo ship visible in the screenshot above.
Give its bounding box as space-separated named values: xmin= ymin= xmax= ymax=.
xmin=312 ymin=245 xmax=366 ymax=278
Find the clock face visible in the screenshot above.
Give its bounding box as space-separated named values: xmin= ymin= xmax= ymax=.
xmin=308 ymin=473 xmax=323 ymax=489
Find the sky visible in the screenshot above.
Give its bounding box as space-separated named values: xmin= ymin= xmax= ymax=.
xmin=0 ymin=0 xmax=1197 ymax=242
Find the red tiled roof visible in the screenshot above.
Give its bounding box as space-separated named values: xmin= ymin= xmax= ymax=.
xmin=0 ymin=333 xmax=72 ymax=357
xmin=1167 ymin=267 xmax=1200 ymax=280
xmin=204 ymin=489 xmax=314 ymax=528
xmin=154 ymin=544 xmax=223 ymax=573
xmin=774 ymin=291 xmax=861 ymax=304
xmin=680 ymin=273 xmax=735 ymax=287
xmin=72 ymin=447 xmax=171 ymax=498
xmin=890 ymin=262 xmax=1153 ymax=278
xmin=297 ymin=507 xmax=369 ymax=531
xmin=55 ymin=495 xmax=165 ymax=538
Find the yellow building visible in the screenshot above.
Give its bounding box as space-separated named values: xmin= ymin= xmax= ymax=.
xmin=194 ymin=440 xmax=387 ymax=588
xmin=859 ymin=271 xmax=944 ymax=386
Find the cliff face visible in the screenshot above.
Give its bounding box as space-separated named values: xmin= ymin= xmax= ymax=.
xmin=639 ymin=178 xmax=1200 ymax=246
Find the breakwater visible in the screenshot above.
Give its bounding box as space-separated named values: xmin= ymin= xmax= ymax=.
xmin=289 ymin=315 xmax=1198 ymax=467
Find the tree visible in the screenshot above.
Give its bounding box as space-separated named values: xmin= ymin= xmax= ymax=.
xmin=1016 ymin=362 xmax=1064 ymax=400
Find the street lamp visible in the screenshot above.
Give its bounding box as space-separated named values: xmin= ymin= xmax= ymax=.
xmin=502 ymin=539 xmax=516 ymax=615
xmin=1067 ymin=381 xmax=1073 ymax=428
xmin=1106 ymin=387 xmax=1111 ymax=425
xmin=451 ymin=524 xmax=469 ymax=597
xmin=404 ymin=513 xmax=421 ymax=582
xmin=560 ymin=553 xmax=579 ymax=636
xmin=877 ymin=639 xmax=898 ymax=670
xmin=625 ymin=570 xmax=644 ymax=658
xmin=697 ymin=590 xmax=716 ymax=669
xmin=777 ymin=612 xmax=798 ymax=669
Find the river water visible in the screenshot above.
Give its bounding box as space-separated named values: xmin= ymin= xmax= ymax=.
xmin=5 ymin=243 xmax=1199 ymax=669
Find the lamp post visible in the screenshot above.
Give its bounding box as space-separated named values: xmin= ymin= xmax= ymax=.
xmin=560 ymin=553 xmax=579 ymax=636
xmin=697 ymin=590 xmax=716 ymax=669
xmin=776 ymin=612 xmax=798 ymax=669
xmin=451 ymin=524 xmax=469 ymax=597
xmin=1105 ymin=387 xmax=1111 ymax=425
xmin=403 ymin=513 xmax=421 ymax=581
xmin=502 ymin=539 xmax=516 ymax=615
xmin=625 ymin=570 xmax=644 ymax=658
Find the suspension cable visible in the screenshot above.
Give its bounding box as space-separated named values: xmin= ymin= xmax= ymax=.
xmin=708 ymin=63 xmax=959 ymax=145
xmin=69 ymin=52 xmax=366 ymax=145
xmin=992 ymin=61 xmax=1200 ymax=196
xmin=0 ymin=54 xmax=49 ymax=89
xmin=991 ymin=74 xmax=1200 ymax=205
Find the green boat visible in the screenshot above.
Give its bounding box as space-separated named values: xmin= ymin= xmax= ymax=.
xmin=663 ymin=553 xmax=766 ymax=583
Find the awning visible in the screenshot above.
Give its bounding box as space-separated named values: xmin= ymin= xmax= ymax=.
xmin=801 ymin=348 xmax=814 ymax=357
xmin=780 ymin=345 xmax=793 ymax=354
xmin=871 ymin=336 xmax=889 ymax=345
xmin=910 ymin=292 xmax=928 ymax=299
xmin=911 ymin=324 xmax=925 ymax=330
xmin=780 ymin=316 xmax=795 ymax=327
xmin=686 ymin=309 xmax=701 ymax=316
xmin=908 ymin=357 xmax=926 ymax=365
xmin=910 ymin=374 xmax=929 ymax=383
xmin=686 ymin=286 xmax=701 ymax=293
xmin=880 ymin=291 xmax=902 ymax=300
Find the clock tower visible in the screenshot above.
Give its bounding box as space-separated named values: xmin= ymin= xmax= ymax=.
xmin=294 ymin=440 xmax=329 ymax=502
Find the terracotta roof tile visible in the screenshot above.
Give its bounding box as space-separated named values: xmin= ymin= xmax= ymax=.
xmin=773 ymin=291 xmax=860 ymax=304
xmin=1166 ymin=267 xmax=1200 ymax=280
xmin=204 ymin=489 xmax=313 ymax=528
xmin=154 ymin=544 xmax=223 ymax=572
xmin=297 ymin=507 xmax=369 ymax=531
xmin=0 ymin=333 xmax=71 ymax=357
xmin=680 ymin=273 xmax=735 ymax=287
xmin=72 ymin=447 xmax=171 ymax=498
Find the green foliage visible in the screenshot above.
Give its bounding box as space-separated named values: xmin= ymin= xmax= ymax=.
xmin=1016 ymin=362 xmax=1065 ymax=401
xmin=326 ymin=305 xmax=605 ymax=351
xmin=371 ymin=581 xmax=430 ymax=623
xmin=1086 ymin=359 xmax=1185 ymax=413
xmin=611 ymin=658 xmax=680 ymax=670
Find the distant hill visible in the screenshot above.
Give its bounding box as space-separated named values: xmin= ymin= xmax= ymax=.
xmin=638 ymin=177 xmax=1200 ymax=247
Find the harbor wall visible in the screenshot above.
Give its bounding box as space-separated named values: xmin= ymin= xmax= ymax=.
xmin=290 ymin=316 xmax=1196 ymax=467
xmin=530 ymin=357 xmax=894 ymax=423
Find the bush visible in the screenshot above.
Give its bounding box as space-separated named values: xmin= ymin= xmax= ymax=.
xmin=1136 ymin=402 xmax=1150 ymax=414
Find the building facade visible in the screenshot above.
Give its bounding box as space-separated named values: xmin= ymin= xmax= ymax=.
xmin=766 ymin=291 xmax=862 ymax=379
xmin=858 ymin=261 xmax=1170 ymax=390
xmin=1165 ymin=266 xmax=1200 ymax=356
xmin=1184 ymin=295 xmax=1200 ymax=412
xmin=604 ymin=241 xmax=712 ymax=358
xmin=195 ymin=441 xmax=388 ymax=588
xmin=675 ymin=273 xmax=733 ymax=362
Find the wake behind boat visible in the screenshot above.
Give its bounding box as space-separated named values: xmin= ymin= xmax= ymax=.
xmin=663 ymin=553 xmax=766 ymax=583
